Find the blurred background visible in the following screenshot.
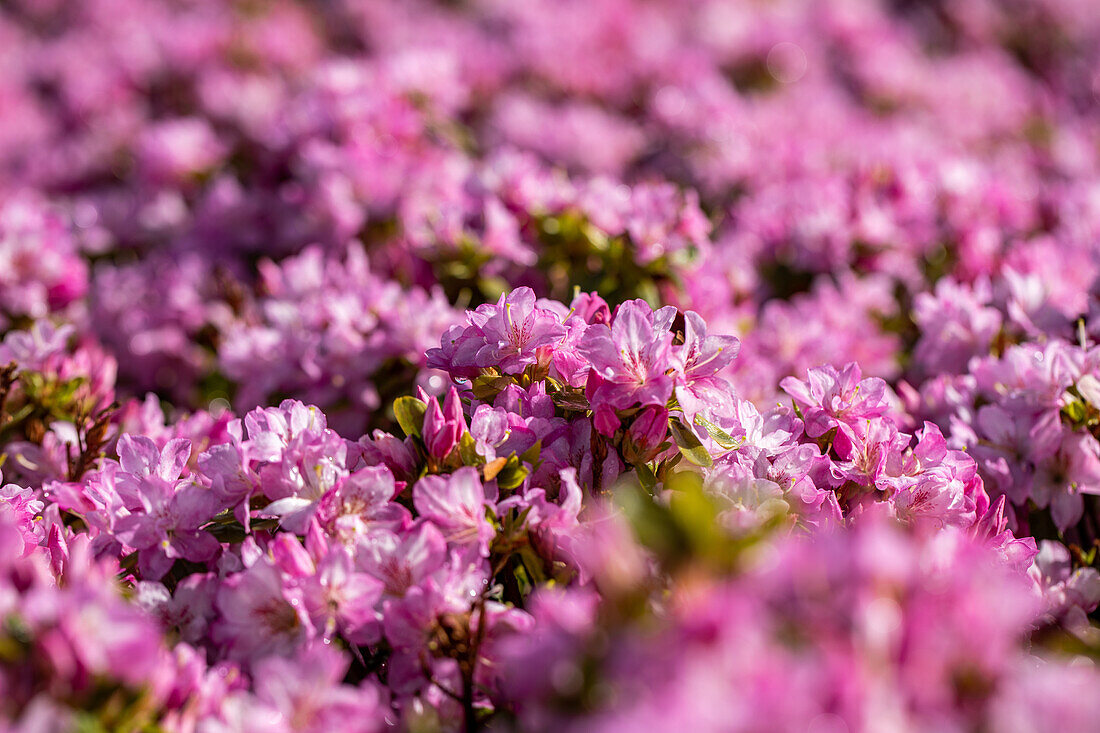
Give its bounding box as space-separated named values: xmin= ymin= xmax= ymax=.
xmin=4 ymin=0 xmax=1100 ymax=434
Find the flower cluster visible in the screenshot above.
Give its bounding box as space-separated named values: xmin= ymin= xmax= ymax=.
xmin=4 ymin=0 xmax=1100 ymax=728
xmin=498 ymin=508 xmax=1099 ymax=732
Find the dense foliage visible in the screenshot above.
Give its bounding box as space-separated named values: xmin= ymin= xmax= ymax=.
xmin=4 ymin=0 xmax=1100 ymax=730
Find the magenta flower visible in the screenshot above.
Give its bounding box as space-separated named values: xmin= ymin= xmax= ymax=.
xmin=499 ymin=467 xmax=584 ymax=564
xmin=1032 ymin=432 xmax=1100 ymax=531
xmin=413 ymin=467 xmax=495 ymax=556
xmin=0 ymin=481 xmax=45 ymax=557
xmin=112 ymin=435 xmax=222 ymax=580
xmin=423 ymin=386 xmax=466 ymax=460
xmin=316 ymin=465 xmax=409 ymax=542
xmin=426 ymin=324 xmax=482 ymax=379
xmin=781 ymin=362 xmax=895 ymax=438
xmin=357 ymin=524 xmax=447 ymax=597
xmin=356 ymin=429 xmax=419 ymax=483
xmin=469 ymin=403 xmax=537 ymax=462
xmin=673 ymin=310 xmax=740 ymax=429
xmin=579 ymin=299 xmax=677 ymax=411
xmin=213 ymin=558 xmax=312 ymax=663
xmin=250 ymin=642 xmax=386 ymax=732
xmin=568 ymin=290 xmax=611 ymax=325
xmin=470 ymin=287 xmax=568 ymax=374
xmin=301 ymin=547 xmax=384 ymax=645
xmin=890 ymin=467 xmax=978 ymax=529
xmin=880 ymin=423 xmax=985 ymax=530
xmin=1034 ymin=540 xmax=1100 ymax=631
xmin=622 ymin=405 xmax=670 ymax=463
xmin=970 ymin=495 xmax=1038 ymax=572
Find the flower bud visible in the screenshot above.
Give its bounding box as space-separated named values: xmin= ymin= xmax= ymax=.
xmin=423 ymin=387 xmax=465 ymax=460
xmin=622 ymin=406 xmax=669 ymax=464
xmin=570 ymin=291 xmax=611 ymax=325
xmin=593 ymin=403 xmax=622 ymax=437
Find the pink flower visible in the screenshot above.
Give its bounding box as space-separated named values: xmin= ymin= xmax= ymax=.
xmin=469 ymin=404 xmax=537 ymax=462
xmin=316 ymin=465 xmax=409 ymax=542
xmin=0 ymin=481 xmax=45 ymax=557
xmin=301 ymin=548 xmax=384 ymax=645
xmin=622 ymin=405 xmax=670 ymax=463
xmin=213 ymin=558 xmax=312 ymax=663
xmin=423 ymin=387 xmax=466 ymax=460
xmin=251 ymin=642 xmax=387 ymax=732
xmin=356 ymin=524 xmax=447 ymax=597
xmin=579 ymin=299 xmax=677 ymax=411
xmin=781 ymin=362 xmax=895 ymax=438
xmin=673 ymin=310 xmax=740 ymax=429
xmin=413 ymin=467 xmax=495 ymax=556
xmin=112 ymin=436 xmax=223 ymax=580
xmin=440 ymin=286 xmax=568 ymax=376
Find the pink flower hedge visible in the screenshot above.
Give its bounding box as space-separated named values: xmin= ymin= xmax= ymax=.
xmin=3 ymin=0 xmax=1100 ymax=730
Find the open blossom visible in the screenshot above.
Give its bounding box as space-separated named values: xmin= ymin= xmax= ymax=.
xmin=316 ymin=465 xmax=408 ymax=542
xmin=673 ymin=309 xmax=740 ymax=429
xmin=0 ymin=320 xmax=75 ymax=371
xmin=781 ymin=362 xmax=897 ymax=438
xmin=214 ymin=557 xmax=313 ymax=664
xmin=0 ymin=480 xmax=45 ymax=556
xmin=357 ymin=523 xmax=447 ymax=597
xmin=882 ymin=423 xmax=985 ymax=529
xmin=413 ymin=467 xmax=495 ymax=556
xmin=580 ymin=299 xmax=678 ymax=411
xmin=6 ymin=279 xmax=1091 ymax=730
xmin=912 ymin=277 xmax=1003 ymax=376
xmin=0 ymin=193 xmax=88 ymax=327
xmin=247 ymin=642 xmax=387 ymax=733
xmin=5 ymin=0 xmax=1100 ymax=727
xmin=112 ymin=436 xmax=223 ymax=580
xmin=235 ymin=401 xmax=351 ymax=532
xmin=428 ymin=286 xmax=567 ymax=376
xmin=890 ymin=465 xmax=979 ymax=529
xmin=1031 ymin=432 xmax=1100 ymax=531
xmin=1033 ymin=541 xmax=1100 ymax=631
xmin=299 ymin=547 xmax=385 ymax=645
xmin=470 ymin=287 xmax=567 ymax=372
xmin=469 ymin=400 xmax=540 ymax=462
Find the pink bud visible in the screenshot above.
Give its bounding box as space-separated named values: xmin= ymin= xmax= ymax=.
xmin=423 ymin=387 xmax=465 ymax=460
xmin=623 ymin=406 xmax=669 ymax=463
xmin=593 ymin=404 xmax=622 ymax=437
xmin=305 ymin=518 xmax=330 ymax=560
xmin=570 ymin=291 xmax=611 ymax=325
xmin=443 ymin=386 xmax=466 ymax=433
xmin=47 ymin=524 xmax=69 ymax=575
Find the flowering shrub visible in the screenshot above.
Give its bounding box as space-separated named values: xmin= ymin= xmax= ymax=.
xmin=4 ymin=0 xmax=1100 ymax=730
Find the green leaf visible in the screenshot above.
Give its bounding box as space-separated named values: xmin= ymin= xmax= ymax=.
xmin=520 ymin=439 xmax=542 ymax=465
xmin=519 ymin=545 xmax=548 ymax=585
xmin=471 ymin=374 xmax=514 ymax=400
xmin=496 ymin=455 xmax=529 ymax=490
xmin=393 ymin=396 xmax=427 ymax=438
xmin=615 ymin=482 xmax=690 ymax=566
xmin=669 ymin=419 xmax=713 ymax=467
xmin=693 ymin=414 xmax=742 ymax=451
xmin=636 ymin=462 xmax=657 ymax=492
xmin=478 ymin=276 xmax=509 ymax=301
xmin=458 ymin=431 xmax=481 ymax=465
